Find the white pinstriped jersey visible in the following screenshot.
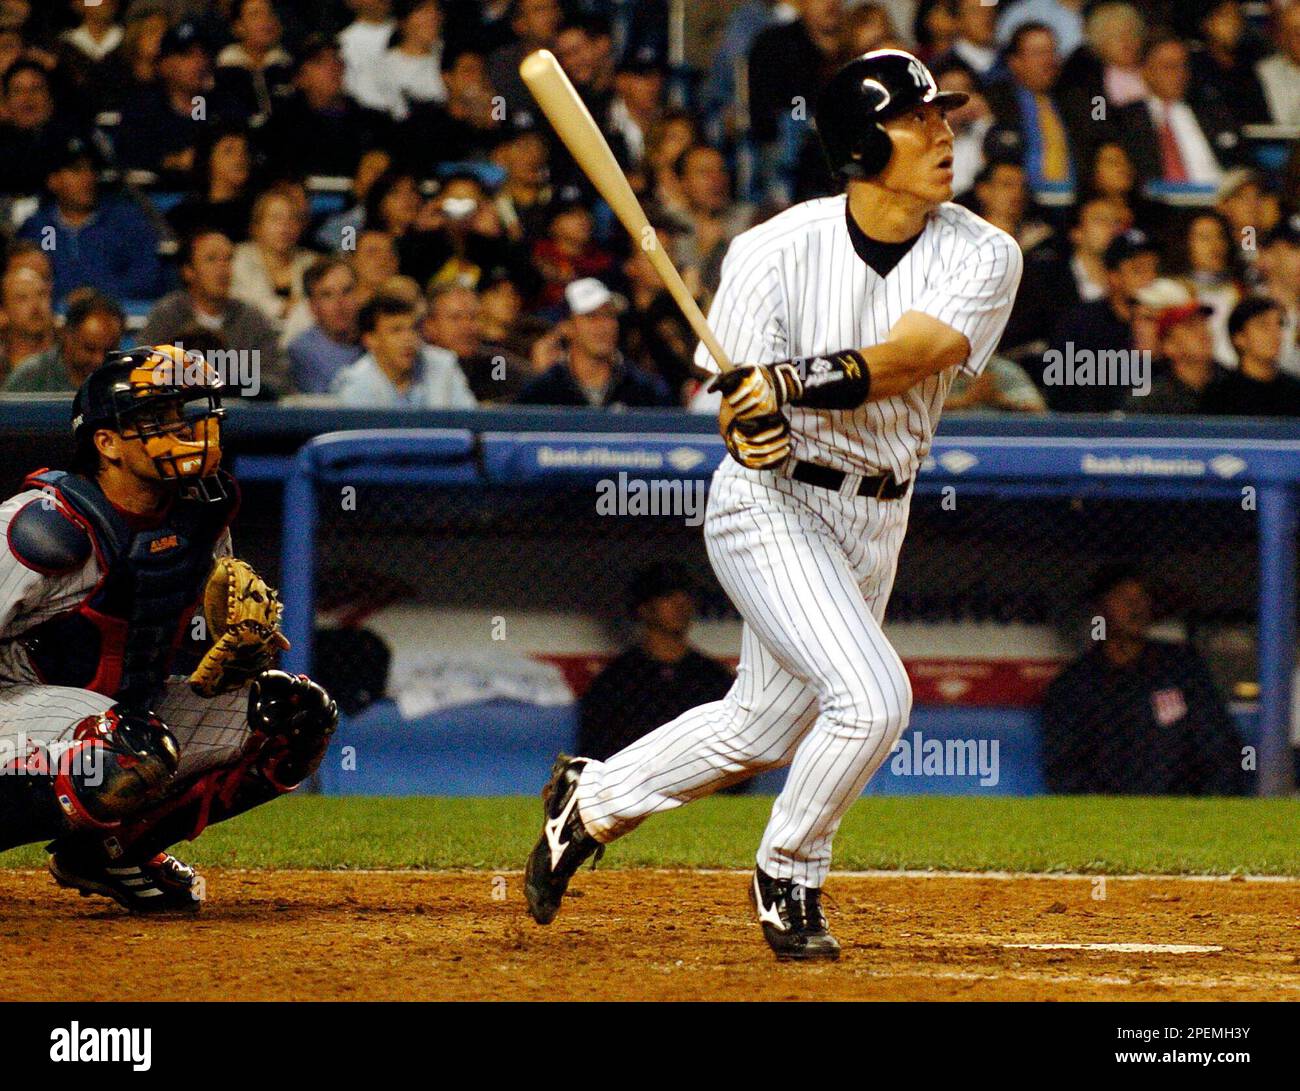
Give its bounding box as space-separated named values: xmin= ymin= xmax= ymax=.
xmin=0 ymin=488 xmax=233 ymax=687
xmin=694 ymin=194 xmax=1023 ymax=479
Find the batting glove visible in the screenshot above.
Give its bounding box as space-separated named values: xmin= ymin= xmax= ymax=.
xmin=709 ymin=363 xmax=804 ymax=421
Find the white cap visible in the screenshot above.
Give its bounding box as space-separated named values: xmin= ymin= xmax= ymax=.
xmin=1133 ymin=277 xmax=1193 ymax=310
xmin=565 ymin=277 xmax=624 ymax=316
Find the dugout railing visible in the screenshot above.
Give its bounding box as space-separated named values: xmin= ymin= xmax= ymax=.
xmin=266 ymin=426 xmax=1300 ymax=797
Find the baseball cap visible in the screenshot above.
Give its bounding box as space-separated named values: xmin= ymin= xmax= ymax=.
xmin=1133 ymin=278 xmax=1192 ymax=310
xmin=1103 ymin=228 xmax=1157 ymax=271
xmin=1227 ymin=296 xmax=1280 ymax=339
xmin=159 ymin=21 xmax=209 ymax=60
xmin=565 ymin=278 xmax=625 ymax=317
xmin=46 ymin=135 xmax=101 ymax=175
xmin=1156 ymin=301 xmax=1213 ymax=340
xmin=618 ymin=43 xmax=668 ymax=75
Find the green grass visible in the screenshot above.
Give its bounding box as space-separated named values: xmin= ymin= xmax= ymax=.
xmin=3 ymin=795 xmax=1296 ymax=875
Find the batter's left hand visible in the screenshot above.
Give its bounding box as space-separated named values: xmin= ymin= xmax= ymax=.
xmin=709 ymin=363 xmax=803 ymax=421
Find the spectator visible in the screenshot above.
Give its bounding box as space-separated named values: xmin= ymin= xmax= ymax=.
xmin=490 ymin=121 xmax=552 ymax=243
xmin=0 ymin=59 xmax=80 ymax=196
xmin=60 ymin=0 xmax=124 ymax=69
xmin=997 ymin=0 xmax=1086 ymax=61
xmin=1041 ymin=566 xmax=1247 ymax=795
xmin=1257 ymin=0 xmax=1300 ymax=126
xmin=1256 ymin=217 xmax=1300 ymax=375
xmin=316 ymin=148 xmax=392 ymax=251
xmin=2 ymin=288 xmax=123 ymax=393
xmin=231 ymin=184 xmax=315 ymax=331
xmin=912 ymin=0 xmax=959 ymax=61
xmin=165 ymin=123 xmax=256 ymax=245
xmin=843 ymin=3 xmax=895 ymax=56
xmin=605 ymin=45 xmax=666 ymax=174
xmin=1127 ymin=287 xmax=1227 ymax=414
xmin=1112 ymin=33 xmax=1243 ymax=190
xmin=397 ymin=43 xmax=501 ymax=171
xmin=16 ymin=137 xmax=162 ymax=304
xmin=699 ymin=0 xmax=781 ymax=141
xmin=0 ymin=264 xmax=54 ymax=382
xmin=1191 ymin=0 xmax=1272 ymax=130
xmin=516 ymin=278 xmax=675 ymax=407
xmin=477 ymin=271 xmax=540 ymax=358
xmin=286 ymin=257 xmax=365 ymax=395
xmin=486 ymin=0 xmax=562 ymax=119
xmin=2 ymin=241 xmax=52 ymax=284
xmin=1004 ymin=194 xmax=1128 ymax=356
xmin=214 ymin=0 xmax=294 ymax=126
xmin=641 ymin=110 xmax=699 ymax=213
xmin=662 ymin=144 xmax=756 ymax=306
xmin=350 ymin=228 xmax=401 ymax=305
xmin=944 ymin=355 xmax=1048 ymax=413
xmin=330 ymin=290 xmax=476 ymax=408
xmin=1215 ymin=167 xmax=1268 ymax=275
xmin=935 ymin=63 xmax=992 ymax=197
xmin=369 ymin=0 xmax=447 ymax=122
xmin=263 ymin=34 xmax=391 ymax=179
xmin=422 ymin=281 xmax=531 ymax=403
xmin=114 ymin=21 xmax=219 ymax=184
xmin=933 ymin=0 xmax=1002 ymax=85
xmin=1206 ymin=297 xmax=1300 ymax=415
xmin=622 ymin=222 xmax=696 ymax=401
xmin=1177 ymin=210 xmax=1243 ymax=363
xmin=90 ymin=4 xmax=168 ymax=112
xmin=340 ymin=0 xmax=397 ymax=111
xmin=1045 ymin=228 xmax=1159 ymax=412
xmin=530 ymin=197 xmax=615 ymax=311
xmin=404 ymin=171 xmax=529 ymax=290
xmin=577 ymin=563 xmax=735 ymax=766
xmin=1058 ymin=3 xmax=1146 ymax=112
xmin=969 ymin=160 xmax=1053 ymax=255
xmin=746 ymin=0 xmax=844 ymax=148
xmin=141 ymin=228 xmax=288 ymax=398
xmin=984 ymin=24 xmax=1090 ymax=202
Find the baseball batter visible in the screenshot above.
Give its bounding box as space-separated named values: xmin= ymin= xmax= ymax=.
xmin=0 ymin=347 xmax=337 ymax=912
xmin=525 ymin=49 xmax=1022 ymax=959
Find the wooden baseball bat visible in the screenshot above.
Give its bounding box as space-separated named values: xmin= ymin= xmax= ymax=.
xmin=519 ymin=48 xmax=734 ymax=372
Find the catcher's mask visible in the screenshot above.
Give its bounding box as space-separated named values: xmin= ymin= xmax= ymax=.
xmin=72 ymin=345 xmax=227 ymax=501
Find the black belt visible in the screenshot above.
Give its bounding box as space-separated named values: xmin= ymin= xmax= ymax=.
xmin=791 ymin=460 xmax=912 ymax=500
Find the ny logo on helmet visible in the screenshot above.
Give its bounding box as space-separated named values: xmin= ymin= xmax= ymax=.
xmin=907 ymin=59 xmax=932 ymax=92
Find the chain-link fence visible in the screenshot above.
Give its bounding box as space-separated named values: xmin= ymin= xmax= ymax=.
xmin=278 ymin=431 xmax=1298 ymax=797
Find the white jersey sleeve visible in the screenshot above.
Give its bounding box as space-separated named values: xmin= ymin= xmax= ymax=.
xmin=692 ymin=236 xmax=788 ymax=375
xmin=909 ymin=227 xmax=1022 ymax=377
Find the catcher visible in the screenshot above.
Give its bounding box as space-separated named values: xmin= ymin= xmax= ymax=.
xmin=0 ymin=346 xmax=337 ymax=912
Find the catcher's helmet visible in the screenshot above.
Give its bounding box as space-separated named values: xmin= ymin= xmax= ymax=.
xmin=72 ymin=345 xmax=226 ymax=497
xmin=815 ymin=49 xmax=968 ymax=180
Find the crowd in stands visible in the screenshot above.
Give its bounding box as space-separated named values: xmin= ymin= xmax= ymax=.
xmin=0 ymin=0 xmax=1297 ymax=414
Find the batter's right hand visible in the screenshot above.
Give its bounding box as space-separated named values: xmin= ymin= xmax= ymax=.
xmin=710 ymin=363 xmax=803 ymax=421
xmin=723 ymin=411 xmax=793 ymax=470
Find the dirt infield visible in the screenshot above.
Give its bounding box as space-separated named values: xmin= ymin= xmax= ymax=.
xmin=1 ymin=869 xmax=1296 ymax=1001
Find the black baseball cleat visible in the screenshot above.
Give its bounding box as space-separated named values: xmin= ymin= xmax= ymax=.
xmin=49 ymin=851 xmax=203 ymax=914
xmin=751 ymin=867 xmax=841 ymax=961
xmin=524 ymin=754 xmax=604 ymax=924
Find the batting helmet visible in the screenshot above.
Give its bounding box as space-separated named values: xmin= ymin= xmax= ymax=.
xmin=815 ymin=49 xmax=968 ymax=180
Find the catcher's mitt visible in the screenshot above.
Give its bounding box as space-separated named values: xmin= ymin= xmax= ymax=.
xmin=188 ymin=557 xmax=290 ymax=697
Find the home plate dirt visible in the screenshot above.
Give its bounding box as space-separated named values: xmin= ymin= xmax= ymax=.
xmin=1 ymin=870 xmax=1296 ymax=1001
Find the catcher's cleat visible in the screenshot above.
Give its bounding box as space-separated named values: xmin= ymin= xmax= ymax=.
xmin=751 ymin=867 xmax=841 ymax=962
xmin=524 ymin=754 xmax=604 ymax=925
xmin=49 ymin=851 xmax=203 ymax=914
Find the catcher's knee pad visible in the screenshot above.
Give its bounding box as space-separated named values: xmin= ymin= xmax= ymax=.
xmin=246 ymin=670 xmax=338 ymax=790
xmin=53 ymin=707 xmax=180 ymax=830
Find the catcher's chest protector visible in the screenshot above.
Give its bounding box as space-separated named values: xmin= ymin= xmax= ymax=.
xmin=18 ymin=470 xmax=237 ymax=707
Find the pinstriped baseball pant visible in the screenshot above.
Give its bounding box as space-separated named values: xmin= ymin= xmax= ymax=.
xmin=576 ymin=458 xmax=913 ymax=888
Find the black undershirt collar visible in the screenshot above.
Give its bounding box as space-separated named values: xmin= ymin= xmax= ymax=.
xmin=845 ymin=203 xmax=924 ymax=278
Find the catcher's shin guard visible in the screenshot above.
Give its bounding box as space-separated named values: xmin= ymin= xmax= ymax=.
xmin=48 ymin=672 xmax=338 ymax=870
xmin=49 ymin=707 xmax=180 ymax=831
